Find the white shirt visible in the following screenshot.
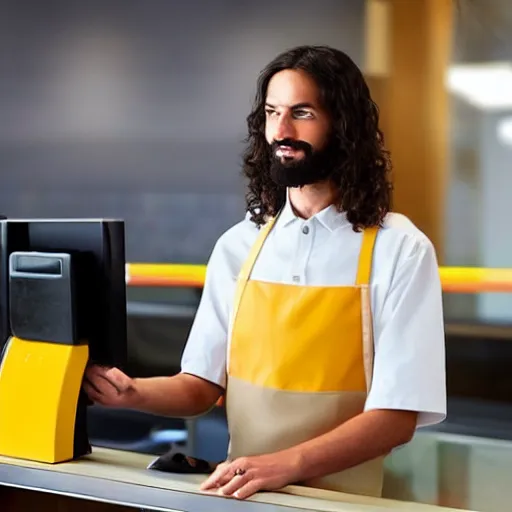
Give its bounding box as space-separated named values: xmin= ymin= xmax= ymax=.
xmin=181 ymin=196 xmax=447 ymax=428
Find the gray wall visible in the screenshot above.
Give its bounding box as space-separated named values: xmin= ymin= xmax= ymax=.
xmin=0 ymin=0 xmax=364 ymax=263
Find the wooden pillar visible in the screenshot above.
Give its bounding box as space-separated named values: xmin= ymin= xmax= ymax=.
xmin=365 ymin=0 xmax=454 ymax=262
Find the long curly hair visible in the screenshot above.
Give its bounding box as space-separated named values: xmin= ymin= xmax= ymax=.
xmin=242 ymin=45 xmax=393 ymax=231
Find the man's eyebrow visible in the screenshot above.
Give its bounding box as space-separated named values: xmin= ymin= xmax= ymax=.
xmin=291 ymin=102 xmax=316 ymax=110
xmin=265 ymin=102 xmax=317 ymax=110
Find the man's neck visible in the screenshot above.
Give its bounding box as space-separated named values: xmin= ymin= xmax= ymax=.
xmin=288 ymin=182 xmax=337 ymax=219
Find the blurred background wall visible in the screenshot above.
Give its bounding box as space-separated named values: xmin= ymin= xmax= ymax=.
xmin=0 ymin=0 xmax=365 ymax=264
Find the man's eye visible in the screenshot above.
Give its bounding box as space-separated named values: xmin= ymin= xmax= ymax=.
xmin=294 ymin=110 xmax=313 ymax=118
xmin=265 ymin=109 xmax=278 ymax=117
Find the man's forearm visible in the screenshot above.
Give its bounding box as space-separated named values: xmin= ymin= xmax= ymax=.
xmin=284 ymin=409 xmax=418 ymax=483
xmin=131 ymin=372 xmax=223 ymax=418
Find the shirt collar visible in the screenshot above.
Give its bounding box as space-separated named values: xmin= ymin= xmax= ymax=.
xmin=275 ymin=189 xmax=349 ymax=232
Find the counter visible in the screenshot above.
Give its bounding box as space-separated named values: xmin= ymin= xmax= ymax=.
xmin=0 ymin=447 xmax=472 ymax=511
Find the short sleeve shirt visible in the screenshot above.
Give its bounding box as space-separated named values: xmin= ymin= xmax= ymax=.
xmin=181 ymin=197 xmax=447 ymax=428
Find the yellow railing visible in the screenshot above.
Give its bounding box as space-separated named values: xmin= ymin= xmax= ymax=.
xmin=126 ymin=264 xmax=512 ymax=293
xmin=127 ymin=264 xmax=206 ymax=288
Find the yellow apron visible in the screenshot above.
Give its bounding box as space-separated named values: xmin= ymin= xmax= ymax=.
xmin=225 ymin=215 xmax=383 ymax=497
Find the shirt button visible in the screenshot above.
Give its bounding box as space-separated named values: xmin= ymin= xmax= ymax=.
xmin=302 ymin=225 xmax=310 ymax=235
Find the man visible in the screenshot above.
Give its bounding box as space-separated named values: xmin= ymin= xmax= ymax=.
xmin=84 ymin=45 xmax=446 ymax=500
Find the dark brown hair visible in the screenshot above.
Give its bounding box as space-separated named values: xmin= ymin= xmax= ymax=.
xmin=242 ymin=45 xmax=393 ymax=231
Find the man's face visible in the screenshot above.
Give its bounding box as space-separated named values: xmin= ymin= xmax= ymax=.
xmin=264 ymin=69 xmax=333 ymax=187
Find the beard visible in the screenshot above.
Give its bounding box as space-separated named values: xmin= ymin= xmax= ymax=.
xmin=269 ymin=138 xmax=337 ymax=188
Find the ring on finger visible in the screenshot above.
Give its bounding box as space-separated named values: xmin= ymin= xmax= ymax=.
xmin=234 ymin=468 xmax=246 ymax=476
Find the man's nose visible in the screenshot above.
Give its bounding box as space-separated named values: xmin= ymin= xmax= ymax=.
xmin=275 ymin=114 xmax=296 ymax=141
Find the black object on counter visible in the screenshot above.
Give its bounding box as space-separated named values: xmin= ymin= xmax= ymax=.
xmin=147 ymin=451 xmax=216 ymax=474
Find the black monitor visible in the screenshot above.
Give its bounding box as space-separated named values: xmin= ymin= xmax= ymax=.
xmin=0 ymin=217 xmax=8 ymax=353
xmin=0 ymin=218 xmax=127 ymax=368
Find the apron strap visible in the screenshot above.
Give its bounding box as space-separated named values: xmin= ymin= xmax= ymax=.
xmin=355 ymin=226 xmax=379 ymax=393
xmin=231 ymin=216 xmax=277 ymax=338
xmin=238 ymin=217 xmax=276 ymax=282
xmin=356 ymin=227 xmax=379 ymax=286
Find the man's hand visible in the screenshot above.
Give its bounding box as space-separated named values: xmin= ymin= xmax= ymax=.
xmin=200 ymin=453 xmax=300 ymax=500
xmin=83 ymin=365 xmax=140 ymax=409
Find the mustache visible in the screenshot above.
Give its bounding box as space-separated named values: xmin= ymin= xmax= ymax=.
xmin=271 ymin=138 xmax=313 ymax=154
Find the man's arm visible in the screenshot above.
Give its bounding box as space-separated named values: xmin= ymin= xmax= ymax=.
xmin=282 ymin=409 xmax=417 ymax=482
xmin=200 ymin=409 xmax=416 ymax=498
xmin=85 ymin=230 xmax=238 ymax=418
xmin=134 ymin=372 xmax=223 ymax=417
xmin=83 ymin=366 xmax=223 ymax=418
xmin=290 ymin=234 xmax=444 ymax=479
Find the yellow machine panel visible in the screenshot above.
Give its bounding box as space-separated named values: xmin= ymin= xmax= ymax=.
xmin=0 ymin=336 xmax=89 ymax=463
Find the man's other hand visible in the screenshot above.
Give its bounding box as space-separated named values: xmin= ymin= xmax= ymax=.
xmin=200 ymin=452 xmax=300 ymax=500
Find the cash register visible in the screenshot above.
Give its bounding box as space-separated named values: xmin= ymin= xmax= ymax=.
xmin=0 ymin=217 xmax=127 ymax=464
